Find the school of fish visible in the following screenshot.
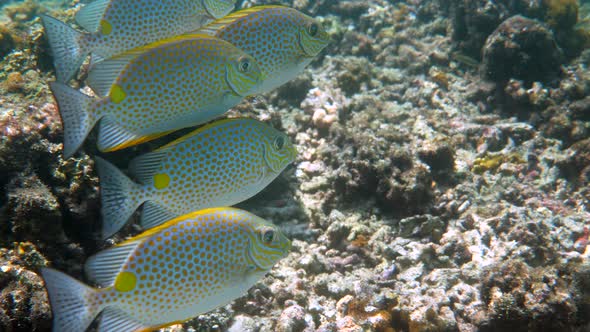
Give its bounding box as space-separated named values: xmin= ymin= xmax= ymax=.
xmin=39 ymin=1 xmax=329 ymax=331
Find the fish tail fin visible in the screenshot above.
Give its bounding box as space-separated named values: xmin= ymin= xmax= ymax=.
xmin=95 ymin=156 xmax=145 ymax=239
xmin=41 ymin=14 xmax=89 ymax=83
xmin=49 ymin=82 xmax=97 ymax=158
xmin=41 ymin=267 xmax=104 ymax=332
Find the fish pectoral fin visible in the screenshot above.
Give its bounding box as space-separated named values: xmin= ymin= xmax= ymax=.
xmin=87 ymin=53 xmax=136 ymax=96
xmin=75 ymin=0 xmax=110 ymax=33
xmin=98 ymin=307 xmax=147 ymax=332
xmin=128 ymin=150 xmax=169 ymax=184
xmin=85 ymin=238 xmax=143 ymax=287
xmin=140 ymin=201 xmax=177 ymax=230
xmin=98 ymin=117 xmax=173 ymax=152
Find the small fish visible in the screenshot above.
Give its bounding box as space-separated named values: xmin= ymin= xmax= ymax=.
xmin=42 ymin=207 xmax=291 ymax=332
xmin=199 ymin=5 xmax=330 ymax=94
xmin=450 ymin=51 xmax=480 ymax=68
xmin=95 ymin=117 xmax=297 ymax=238
xmin=40 ymin=0 xmax=236 ymax=82
xmin=49 ymin=34 xmax=263 ymax=158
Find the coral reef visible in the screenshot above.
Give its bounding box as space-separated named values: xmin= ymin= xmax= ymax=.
xmin=0 ymin=0 xmax=589 ymax=331
xmin=482 ymin=15 xmax=564 ymax=85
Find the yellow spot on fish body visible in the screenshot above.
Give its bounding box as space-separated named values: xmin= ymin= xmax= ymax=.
xmin=100 ymin=19 xmax=113 ymax=35
xmin=110 ymin=84 xmax=126 ymax=104
xmin=154 ymin=173 xmax=171 ymax=189
xmin=114 ymin=271 xmax=137 ymax=292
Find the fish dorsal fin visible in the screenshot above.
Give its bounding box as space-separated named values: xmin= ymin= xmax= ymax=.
xmin=87 ymin=52 xmax=137 ymax=96
xmin=154 ymin=118 xmax=239 ymax=152
xmin=84 ymin=238 xmax=143 ymax=287
xmin=75 ymin=0 xmax=110 ymax=32
xmin=123 ymin=207 xmax=235 ymax=244
xmin=128 ymin=150 xmax=169 ymax=185
xmin=87 ymin=33 xmax=218 ymax=95
xmin=98 ymin=307 xmax=147 ymax=332
xmin=124 ymin=33 xmax=216 ymax=54
xmin=140 ymin=201 xmax=176 ymax=230
xmin=198 ymin=5 xmax=287 ymax=35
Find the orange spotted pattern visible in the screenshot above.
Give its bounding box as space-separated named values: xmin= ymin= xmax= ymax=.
xmin=128 ymin=118 xmax=296 ymax=225
xmin=82 ymin=0 xmax=236 ymax=59
xmin=88 ymin=207 xmax=290 ymax=328
xmin=202 ymin=6 xmax=330 ymax=93
xmin=90 ymin=35 xmax=263 ymax=151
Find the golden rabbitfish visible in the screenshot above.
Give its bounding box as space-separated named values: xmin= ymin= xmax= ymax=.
xmin=41 ymin=0 xmax=236 ymax=82
xmin=95 ymin=118 xmax=297 ymax=238
xmin=49 ymin=34 xmax=263 ymax=158
xmin=41 ymin=207 xmax=291 ymax=332
xmin=199 ymin=5 xmax=330 ymax=94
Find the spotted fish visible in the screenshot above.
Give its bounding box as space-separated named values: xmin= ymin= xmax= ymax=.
xmin=95 ymin=118 xmax=296 ymax=238
xmin=199 ymin=5 xmax=330 ymax=94
xmin=40 ymin=0 xmax=236 ymax=82
xmin=41 ymin=207 xmax=291 ymax=332
xmin=49 ymin=34 xmax=263 ymax=158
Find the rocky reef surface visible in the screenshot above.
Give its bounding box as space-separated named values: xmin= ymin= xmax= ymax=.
xmin=0 ymin=0 xmax=589 ymax=331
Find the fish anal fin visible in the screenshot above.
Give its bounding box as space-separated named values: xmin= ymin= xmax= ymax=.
xmin=98 ymin=307 xmax=147 ymax=332
xmin=84 ymin=238 xmax=143 ymax=287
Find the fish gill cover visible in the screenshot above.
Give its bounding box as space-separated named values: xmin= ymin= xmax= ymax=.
xmin=0 ymin=0 xmax=589 ymax=331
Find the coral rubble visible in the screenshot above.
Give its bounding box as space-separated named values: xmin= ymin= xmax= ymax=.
xmin=0 ymin=0 xmax=589 ymax=331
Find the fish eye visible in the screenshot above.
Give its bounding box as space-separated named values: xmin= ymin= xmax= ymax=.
xmin=273 ymin=136 xmax=285 ymax=150
xmin=308 ymin=23 xmax=319 ymax=37
xmin=262 ymin=230 xmax=274 ymax=244
xmin=239 ymin=57 xmax=251 ymax=73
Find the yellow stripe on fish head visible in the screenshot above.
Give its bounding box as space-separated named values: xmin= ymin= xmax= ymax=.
xmin=244 ymin=218 xmax=290 ymax=271
xmin=203 ymin=0 xmax=236 ymax=19
xmin=298 ymin=15 xmax=330 ymax=56
xmin=257 ymin=122 xmax=297 ymax=173
xmin=225 ymin=54 xmax=263 ymax=96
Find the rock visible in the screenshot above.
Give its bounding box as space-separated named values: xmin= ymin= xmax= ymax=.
xmin=480 ymin=260 xmax=586 ymax=331
xmin=3 ymin=173 xmax=66 ymax=243
xmin=481 ymin=15 xmax=564 ymax=84
xmin=273 ymin=72 xmax=313 ymax=106
xmin=449 ymin=0 xmax=543 ymax=58
xmin=398 ymin=214 xmax=447 ymax=241
xmin=334 ymin=56 xmax=373 ymax=96
xmin=557 ymin=138 xmax=590 ymax=184
xmin=417 ymin=140 xmax=455 ymax=178
xmin=0 ymin=261 xmax=51 ymax=331
xmin=227 ymin=315 xmax=259 ymax=332
xmin=570 ymin=96 xmax=590 ymax=121
xmin=276 ymin=304 xmax=310 ymax=332
xmin=3 ymin=72 xmax=25 ymax=93
xmin=335 ymin=316 xmax=363 ymax=332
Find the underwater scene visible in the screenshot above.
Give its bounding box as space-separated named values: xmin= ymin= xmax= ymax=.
xmin=0 ymin=0 xmax=589 ymax=331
